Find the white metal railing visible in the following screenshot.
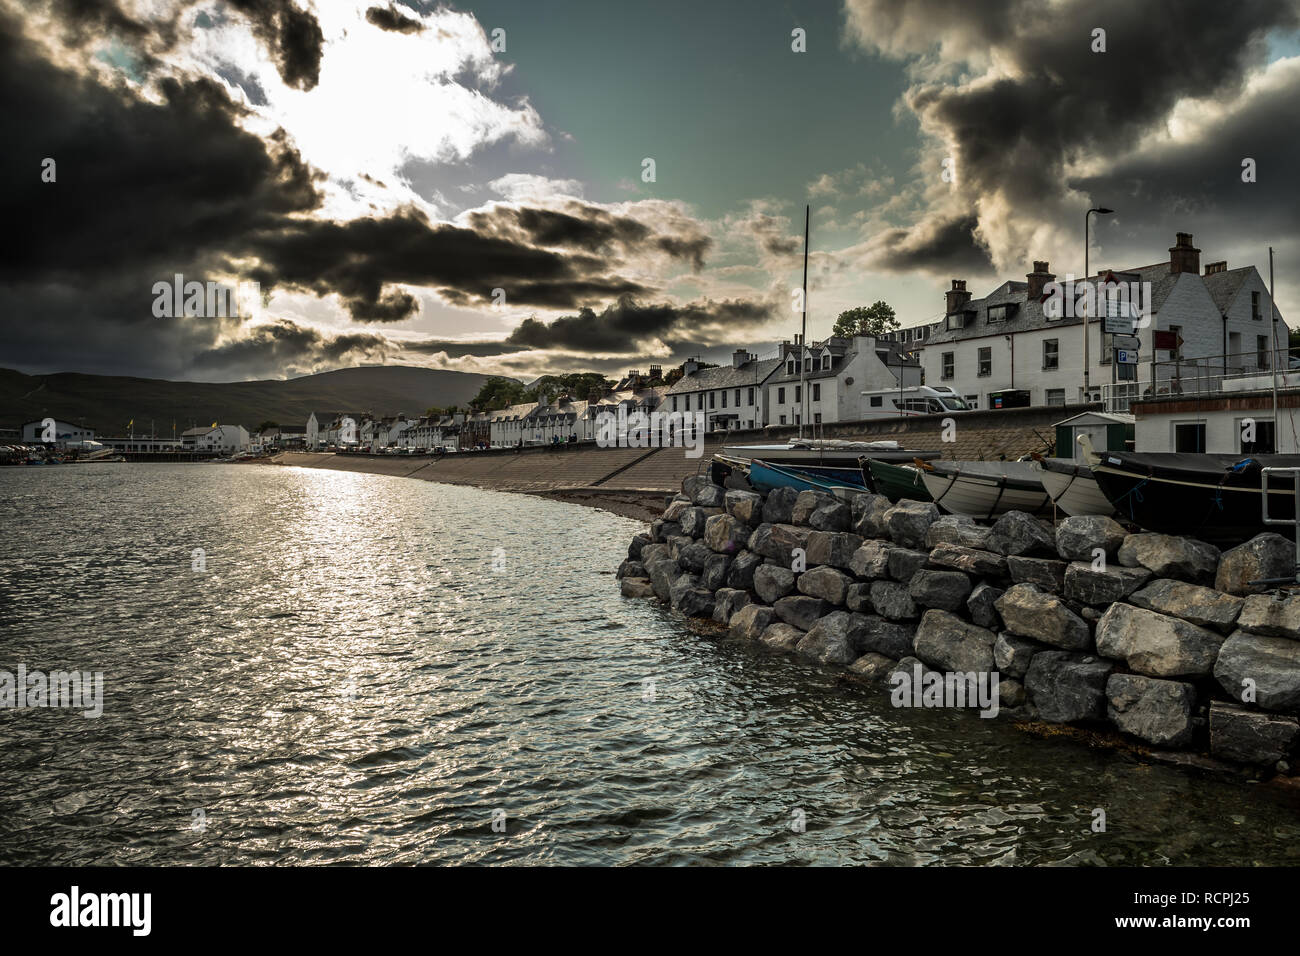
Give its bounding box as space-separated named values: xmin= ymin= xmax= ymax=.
xmin=1100 ymin=350 xmax=1300 ymax=412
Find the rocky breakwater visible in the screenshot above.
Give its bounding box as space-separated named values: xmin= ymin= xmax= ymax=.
xmin=616 ymin=474 xmax=1300 ymax=776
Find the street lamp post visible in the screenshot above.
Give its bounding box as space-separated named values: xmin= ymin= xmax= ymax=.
xmin=1084 ymin=207 xmax=1113 ymax=402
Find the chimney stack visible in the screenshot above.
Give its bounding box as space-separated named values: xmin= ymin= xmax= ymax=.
xmin=1169 ymin=233 xmax=1201 ymax=275
xmin=1025 ymin=261 xmax=1055 ymax=300
xmin=732 ymin=348 xmax=750 ymax=368
xmin=945 ymin=279 xmax=971 ymax=315
xmin=1204 ymin=260 xmax=1227 ymax=276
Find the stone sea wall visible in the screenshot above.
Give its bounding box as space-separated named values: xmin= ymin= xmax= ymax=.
xmin=617 ymin=476 xmax=1300 ymax=773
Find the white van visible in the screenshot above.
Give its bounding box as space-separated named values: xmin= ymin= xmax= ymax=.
xmin=859 ymin=384 xmax=973 ymax=419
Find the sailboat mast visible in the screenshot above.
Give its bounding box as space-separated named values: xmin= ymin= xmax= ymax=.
xmin=1270 ymin=246 xmax=1279 ymax=449
xmin=799 ymin=204 xmax=809 ymax=441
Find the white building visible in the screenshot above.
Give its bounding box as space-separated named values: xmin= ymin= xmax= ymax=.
xmin=663 ymin=351 xmax=779 ymax=432
xmin=762 ymin=335 xmax=920 ymax=428
xmin=20 ymin=419 xmax=95 ymax=446
xmin=181 ymin=424 xmax=250 ymax=454
xmin=917 ymin=234 xmax=1287 ymax=410
xmin=489 ymin=402 xmax=539 ymax=447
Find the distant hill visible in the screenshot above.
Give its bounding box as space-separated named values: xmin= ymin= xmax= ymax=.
xmin=0 ymin=365 xmax=497 ymax=435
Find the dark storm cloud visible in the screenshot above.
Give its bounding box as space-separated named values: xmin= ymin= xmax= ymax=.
xmin=866 ymin=214 xmax=993 ymax=273
xmin=505 ymin=296 xmax=772 ymax=352
xmin=186 ymin=320 xmax=390 ymax=374
xmin=223 ymin=0 xmax=325 ymax=90
xmin=365 ymin=4 xmax=425 ymax=34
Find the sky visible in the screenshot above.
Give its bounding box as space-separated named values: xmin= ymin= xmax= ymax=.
xmin=3 ymin=0 xmax=1299 ymax=384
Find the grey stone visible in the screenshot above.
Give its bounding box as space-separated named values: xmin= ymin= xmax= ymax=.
xmin=805 ymin=530 xmax=865 ymax=569
xmin=638 ymin=542 xmax=670 ymax=567
xmin=1063 ymin=562 xmax=1153 ymax=605
xmin=747 ymin=523 xmax=810 ymax=567
xmin=759 ymin=622 xmax=805 ymax=652
xmin=753 ymin=565 xmax=797 ymax=604
xmin=925 ymin=515 xmax=991 ymax=550
xmin=701 ymin=552 xmax=731 ymax=591
xmin=646 ymin=556 xmax=679 ymax=602
xmin=728 ymin=603 xmax=775 ymax=641
xmin=617 ymin=559 xmax=646 ymax=579
xmin=913 ymin=609 xmax=998 ymax=673
xmin=888 ymin=656 xmax=932 ymax=686
xmin=845 ymin=582 xmax=872 ymax=613
xmin=792 ymin=490 xmax=836 ymax=526
xmin=1237 ymin=593 xmax=1300 ymax=639
xmin=1215 ymin=533 xmax=1295 ymax=596
xmin=650 ymin=518 xmax=682 ymax=543
xmin=1055 ymin=515 xmax=1128 ymax=561
xmin=1106 ymin=674 xmax=1196 ymax=748
xmin=628 ymin=533 xmax=651 ymax=560
xmin=761 ymin=486 xmax=799 ymax=524
xmin=1008 ymin=555 xmax=1069 ymax=592
xmin=987 ymin=511 xmax=1058 ymax=557
xmin=691 ymin=483 xmax=726 ymax=508
xmin=995 ymin=584 xmax=1092 ymax=650
xmin=849 ymin=652 xmax=897 ymax=681
xmin=724 ymin=489 xmax=764 ymax=525
xmin=712 ymin=587 xmax=751 ymax=624
xmin=869 ymin=580 xmax=918 ymax=620
xmin=620 ymin=577 xmax=655 ymax=599
xmin=1118 ymin=533 xmax=1220 ymax=584
xmin=809 ymin=500 xmax=852 ymax=532
xmin=796 ymin=611 xmax=863 ymax=665
xmin=967 ymin=583 xmax=1005 ymax=630
xmin=851 ymin=493 xmax=892 ymax=539
xmin=856 ymin=614 xmax=915 ymax=658
xmin=1129 ymin=578 xmax=1244 ymax=634
xmin=677 ymin=540 xmax=715 ymax=574
xmin=725 ymin=550 xmax=763 ymax=590
xmin=1213 ymin=630 xmax=1300 ymax=712
xmin=849 ymin=540 xmax=893 ymax=579
xmin=999 ymin=678 xmax=1026 ymax=709
xmin=666 ymin=535 xmax=694 ymax=561
xmin=927 ymin=544 xmax=1009 ymax=578
xmin=888 ymin=547 xmax=930 ymax=582
xmin=994 ymin=632 xmax=1047 ymax=679
xmin=1096 ymin=603 xmax=1226 ymax=679
xmin=1024 ymin=651 xmax=1113 ymax=723
xmin=798 ymin=565 xmax=854 ymax=605
xmin=703 ymin=513 xmax=750 ymax=554
xmin=774 ymin=595 xmax=831 ymax=631
xmin=884 ymin=500 xmax=941 ymax=549
xmin=662 ymin=500 xmax=692 ymax=523
xmin=670 ymin=573 xmax=713 ymax=617
xmin=682 ymin=474 xmax=713 ymax=500
xmin=1208 ymin=701 xmax=1300 ymax=765
xmin=681 ymin=506 xmax=723 ymax=538
xmin=908 ymin=569 xmax=973 ymax=612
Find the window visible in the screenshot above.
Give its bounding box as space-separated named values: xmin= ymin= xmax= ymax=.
xmin=1253 ymin=291 xmax=1262 ymax=320
xmin=1045 ymin=388 xmax=1065 ymax=406
xmin=963 ymin=395 xmax=979 ymax=409
xmin=1240 ymin=419 xmax=1276 ymax=454
xmin=1100 ymin=326 xmax=1111 ymax=364
xmin=734 ymin=389 xmax=740 ymax=406
xmin=813 ymin=413 xmax=822 ymax=424
xmin=787 ymin=361 xmax=795 ymax=375
xmin=987 ymin=303 xmax=1015 ymax=324
xmin=777 ymin=387 xmax=786 ymax=403
xmin=1170 ymin=325 xmax=1183 ymax=360
xmin=709 ymin=392 xmax=715 ymax=409
xmin=978 ymin=347 xmax=992 ymax=377
xmin=870 ymin=395 xmax=883 ymax=407
xmin=1174 ymin=423 xmax=1206 ymax=453
xmin=812 ymin=383 xmax=821 ymax=401
xmin=671 ymin=396 xmax=678 ymax=412
xmin=1043 ymin=339 xmax=1059 ymax=370
xmin=1258 ymin=335 xmax=1270 ymax=369
xmin=779 ymin=414 xmax=786 ymax=425
xmin=747 ymin=387 xmax=754 ymax=405
xmin=941 ymin=352 xmax=955 ymax=380
xmin=794 ymin=385 xmax=802 ymax=402
xmin=721 ymin=391 xmax=727 ymax=408
xmin=804 ymin=358 xmax=811 ymax=372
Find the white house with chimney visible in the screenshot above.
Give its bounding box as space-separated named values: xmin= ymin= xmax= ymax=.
xmin=761 ymin=335 xmax=921 ymax=428
xmin=181 ymin=424 xmax=250 ymax=454
xmin=664 ymin=350 xmax=779 ymax=432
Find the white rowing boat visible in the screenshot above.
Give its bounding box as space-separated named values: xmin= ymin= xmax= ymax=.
xmin=918 ymin=460 xmax=1052 ymax=518
xmin=1033 ymin=458 xmax=1116 ymax=516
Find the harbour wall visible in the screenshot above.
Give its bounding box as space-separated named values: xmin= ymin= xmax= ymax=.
xmin=620 ymin=476 xmax=1300 ymax=775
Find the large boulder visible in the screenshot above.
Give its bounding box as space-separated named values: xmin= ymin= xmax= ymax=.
xmin=851 ymin=493 xmax=892 ymax=539
xmin=747 ymin=523 xmax=810 ymax=566
xmin=884 ymin=500 xmax=941 ymax=549
xmin=1213 ymin=630 xmax=1300 ymax=712
xmin=1236 ymin=593 xmax=1300 ymax=639
xmin=1208 ymin=701 xmax=1300 ymax=765
xmin=908 ymin=569 xmax=973 ymax=612
xmin=993 ymin=632 xmax=1047 ymax=680
xmin=1128 ymin=578 xmax=1244 ymax=634
xmin=670 ymin=573 xmax=714 ymax=617
xmin=849 ymin=540 xmax=893 ymax=579
xmin=646 ymin=556 xmax=680 ymax=602
xmin=796 ymin=611 xmax=866 ymax=665
xmin=761 ymin=486 xmax=799 ymax=524
xmin=1106 ymin=674 xmax=1196 ymax=748
xmin=682 ymin=474 xmax=713 ymax=500
xmin=1024 ymin=651 xmax=1113 ymax=723
xmin=700 ymin=552 xmax=732 ymax=591
xmin=994 ymin=584 xmax=1091 ymax=650
xmin=638 ymin=542 xmax=670 ymax=567
xmin=927 ymin=544 xmax=1009 ymax=579
xmin=649 ymin=518 xmax=682 ymax=543
xmin=703 ymin=513 xmax=750 ymax=554
xmin=712 ymin=588 xmax=752 ymax=624
xmin=774 ymin=595 xmax=831 ymax=631
xmin=913 ymin=609 xmax=997 ymax=673
xmin=869 ymin=580 xmax=918 ymax=620
xmin=729 ymin=603 xmax=775 ymax=641
xmin=987 ymin=511 xmax=1057 ymax=557
xmin=662 ymin=500 xmax=692 ymax=524
xmin=791 ymin=490 xmax=837 ymax=526
xmin=1055 ymin=515 xmax=1128 ymax=561
xmin=925 ymin=515 xmax=991 ymax=550
xmin=691 ymin=483 xmax=727 ymax=508
xmin=887 ymin=548 xmax=929 ymax=582
xmin=1095 ymin=603 xmax=1226 ymax=679
xmin=620 ymin=577 xmax=655 ymax=599
xmin=677 ymin=540 xmax=715 ymax=574
xmin=681 ymin=506 xmax=723 ymax=537
xmin=724 ymin=489 xmax=764 ymax=525
xmin=1117 ymin=533 xmax=1220 ymax=584
xmin=1063 ymin=562 xmax=1153 ymax=605
xmin=856 ymin=614 xmax=915 ymax=659
xmin=1215 ymin=533 xmax=1295 ymax=596
xmin=1008 ymin=556 xmax=1068 ymax=593
xmin=967 ymin=582 xmax=1004 ymax=630
xmin=798 ymin=565 xmax=854 ymax=605
xmin=760 ymin=622 xmax=805 ymax=652
xmin=805 ymin=531 xmax=865 ymax=569
xmin=725 ymin=550 xmax=763 ymax=590
xmin=849 ymin=652 xmax=897 ymax=681
xmin=628 ymin=533 xmax=651 ymax=561
xmin=753 ymin=565 xmax=797 ymax=604
xmin=617 ymin=559 xmax=646 ymax=579
xmin=810 ymin=500 xmax=852 ymax=532
xmin=845 ymin=582 xmax=872 ymax=613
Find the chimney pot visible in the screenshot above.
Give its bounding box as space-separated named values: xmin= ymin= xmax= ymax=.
xmin=1169 ymin=232 xmax=1201 ymax=275
xmin=1026 ymin=260 xmax=1056 ymax=300
xmin=945 ymin=278 xmax=972 ymax=315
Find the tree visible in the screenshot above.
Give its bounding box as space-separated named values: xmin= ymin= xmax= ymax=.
xmin=832 ymin=301 xmax=900 ymax=339
xmin=468 ymin=376 xmax=527 ymax=411
xmin=523 ymin=372 xmax=615 ymax=404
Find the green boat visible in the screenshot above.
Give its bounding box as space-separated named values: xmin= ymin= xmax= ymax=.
xmin=862 ymin=457 xmax=934 ymax=503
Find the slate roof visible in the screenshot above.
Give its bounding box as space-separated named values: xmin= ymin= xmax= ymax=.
xmin=664 ymin=358 xmax=780 ymax=394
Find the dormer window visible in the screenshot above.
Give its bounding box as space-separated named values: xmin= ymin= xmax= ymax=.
xmin=987 ymin=303 xmax=1016 ymax=324
xmin=787 ymin=361 xmax=795 ymax=375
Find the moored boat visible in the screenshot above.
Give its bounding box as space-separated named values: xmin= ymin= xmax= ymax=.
xmin=747 ymin=459 xmax=860 ymax=498
xmin=862 ymin=457 xmax=933 ymax=502
xmin=1033 ymin=457 xmax=1116 ymax=516
xmin=917 ymin=459 xmax=1052 ymax=518
xmin=721 ymin=438 xmax=939 ymax=471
